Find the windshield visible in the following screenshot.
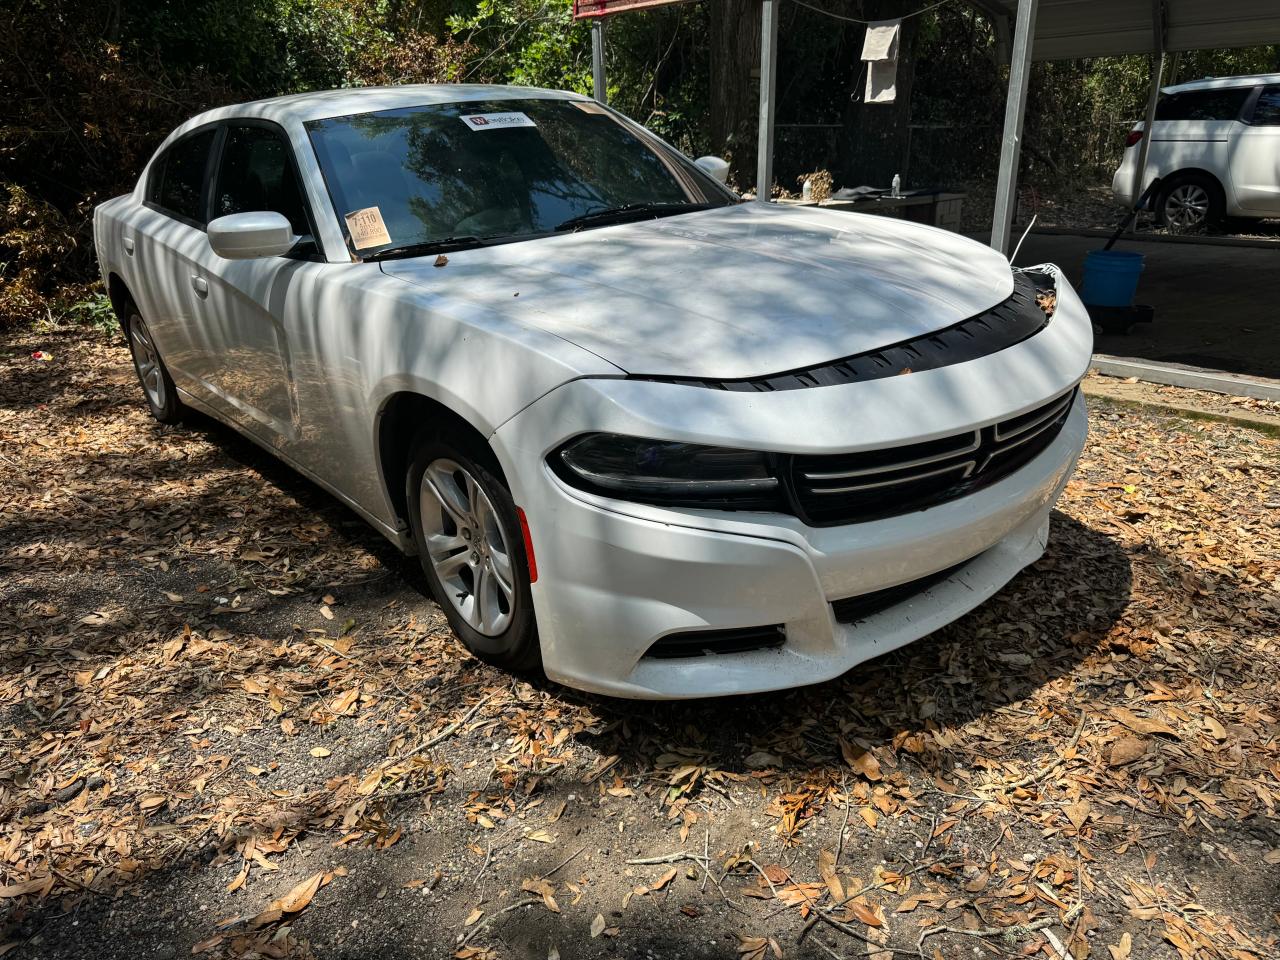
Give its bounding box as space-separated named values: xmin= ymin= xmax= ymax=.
xmin=305 ymin=97 xmax=737 ymax=257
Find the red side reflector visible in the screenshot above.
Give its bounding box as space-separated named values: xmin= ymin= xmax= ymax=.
xmin=1124 ymin=130 xmax=1143 ymax=148
xmin=516 ymin=507 xmax=537 ymax=583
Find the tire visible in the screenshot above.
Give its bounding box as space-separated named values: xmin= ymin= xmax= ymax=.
xmin=124 ymin=307 xmax=185 ymax=424
xmin=1155 ymin=173 xmax=1224 ymax=231
xmin=406 ymin=433 xmax=540 ymax=673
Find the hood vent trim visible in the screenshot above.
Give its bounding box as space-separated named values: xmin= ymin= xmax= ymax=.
xmin=628 ymin=270 xmax=1053 ymax=393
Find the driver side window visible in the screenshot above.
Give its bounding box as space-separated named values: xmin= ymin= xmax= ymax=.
xmin=214 ymin=125 xmax=311 ymax=237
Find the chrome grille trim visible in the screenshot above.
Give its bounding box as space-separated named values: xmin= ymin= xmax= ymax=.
xmin=800 ymin=431 xmax=981 ymax=482
xmin=993 ymin=390 xmax=1076 ymax=442
xmin=806 ymin=460 xmax=977 ymax=495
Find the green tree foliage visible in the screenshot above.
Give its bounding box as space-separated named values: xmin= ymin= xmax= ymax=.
xmin=0 ymin=0 xmax=467 ymax=326
xmin=448 ymin=1 xmax=712 ymax=154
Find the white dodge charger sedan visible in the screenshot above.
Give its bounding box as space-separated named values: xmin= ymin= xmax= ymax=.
xmin=94 ymin=84 xmax=1091 ymax=699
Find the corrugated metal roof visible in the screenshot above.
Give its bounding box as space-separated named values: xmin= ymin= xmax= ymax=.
xmin=975 ymin=0 xmax=1280 ymax=60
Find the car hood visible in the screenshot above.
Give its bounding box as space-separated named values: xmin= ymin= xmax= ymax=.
xmin=379 ymin=203 xmax=1014 ymax=380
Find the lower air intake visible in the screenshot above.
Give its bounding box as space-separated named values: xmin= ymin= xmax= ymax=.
xmin=831 ymin=559 xmax=972 ymax=625
xmin=644 ymin=624 xmax=785 ymax=659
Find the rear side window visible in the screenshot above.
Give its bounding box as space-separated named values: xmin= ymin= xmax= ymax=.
xmin=1155 ymin=88 xmax=1251 ymax=122
xmin=1251 ymin=86 xmax=1280 ymax=126
xmin=213 ymin=125 xmax=310 ymax=236
xmin=149 ymin=129 xmax=216 ymax=225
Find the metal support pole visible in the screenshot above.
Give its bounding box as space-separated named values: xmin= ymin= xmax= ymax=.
xmin=1131 ymin=1 xmax=1167 ymax=206
xmin=1131 ymin=52 xmax=1165 ymax=206
xmin=988 ymin=0 xmax=1039 ymax=253
xmin=591 ymin=18 xmax=607 ymax=103
xmin=756 ymin=0 xmax=779 ymax=202
xmin=989 ymin=0 xmax=1039 ymax=253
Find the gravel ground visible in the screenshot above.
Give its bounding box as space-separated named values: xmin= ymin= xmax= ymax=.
xmin=1 ymin=328 xmax=1278 ymax=960
xmin=958 ymin=181 xmax=1280 ymax=240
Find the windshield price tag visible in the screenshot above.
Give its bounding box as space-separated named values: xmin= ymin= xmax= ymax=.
xmin=345 ymin=206 xmax=392 ymax=250
xmin=460 ymin=112 xmax=536 ymax=131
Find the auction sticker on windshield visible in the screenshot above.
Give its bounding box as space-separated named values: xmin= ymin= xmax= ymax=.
xmin=460 ymin=112 xmax=536 ymax=131
xmin=345 ymin=206 xmax=392 ymax=249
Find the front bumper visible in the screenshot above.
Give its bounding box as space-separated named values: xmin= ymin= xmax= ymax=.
xmin=493 ymin=267 xmax=1093 ymax=699
xmin=507 ymin=397 xmax=1083 ymax=698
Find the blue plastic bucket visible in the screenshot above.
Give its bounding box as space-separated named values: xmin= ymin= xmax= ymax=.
xmin=1080 ymin=249 xmax=1144 ymax=308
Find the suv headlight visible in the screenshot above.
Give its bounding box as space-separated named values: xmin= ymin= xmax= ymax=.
xmin=552 ymin=434 xmax=782 ymax=509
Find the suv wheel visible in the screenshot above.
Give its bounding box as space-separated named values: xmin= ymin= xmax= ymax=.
xmin=125 ymin=308 xmax=185 ymax=424
xmin=406 ymin=435 xmax=540 ymax=672
xmin=1155 ymin=174 xmax=1224 ymax=231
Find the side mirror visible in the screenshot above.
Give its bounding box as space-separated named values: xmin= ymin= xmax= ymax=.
xmin=208 ymin=212 xmax=297 ymax=260
xmin=694 ymin=155 xmax=731 ymax=184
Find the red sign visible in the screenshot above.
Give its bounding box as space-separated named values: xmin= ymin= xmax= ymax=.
xmin=573 ymin=0 xmax=695 ymax=18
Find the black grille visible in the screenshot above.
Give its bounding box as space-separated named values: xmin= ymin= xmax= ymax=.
xmin=629 ymin=271 xmax=1052 ymax=393
xmin=789 ymin=388 xmax=1076 ymax=526
xmin=644 ymin=625 xmax=785 ymax=659
xmin=831 ymin=559 xmax=971 ymax=624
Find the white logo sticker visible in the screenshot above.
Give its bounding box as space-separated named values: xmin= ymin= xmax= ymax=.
xmin=460 ymin=112 xmax=537 ymax=131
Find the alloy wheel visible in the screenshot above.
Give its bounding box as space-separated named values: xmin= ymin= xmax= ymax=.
xmin=418 ymin=458 xmax=516 ymax=636
xmin=1165 ymin=183 xmax=1210 ymax=230
xmin=130 ymin=315 xmax=167 ymax=410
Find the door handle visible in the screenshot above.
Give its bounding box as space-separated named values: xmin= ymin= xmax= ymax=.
xmin=122 ymin=236 xmax=135 ymax=256
xmin=191 ymin=276 xmax=209 ymax=299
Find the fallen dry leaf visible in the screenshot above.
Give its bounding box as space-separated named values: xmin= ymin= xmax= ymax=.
xmin=839 ymin=738 xmax=882 ymax=781
xmin=1111 ymin=706 xmax=1179 ymax=739
xmin=847 ymin=900 xmax=883 ymax=927
xmin=1109 ymin=736 xmax=1148 ymax=767
xmin=651 ymin=867 xmax=678 ymax=891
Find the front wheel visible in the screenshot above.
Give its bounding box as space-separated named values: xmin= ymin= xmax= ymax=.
xmin=406 ymin=436 xmax=540 ymax=672
xmin=125 ymin=309 xmax=185 ymax=424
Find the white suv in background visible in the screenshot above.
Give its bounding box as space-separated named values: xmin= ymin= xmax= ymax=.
xmin=1113 ymin=73 xmax=1280 ymax=229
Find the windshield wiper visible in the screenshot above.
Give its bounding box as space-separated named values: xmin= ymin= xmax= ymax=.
xmin=364 ymin=236 xmax=491 ymax=262
xmin=554 ymin=202 xmax=714 ymax=233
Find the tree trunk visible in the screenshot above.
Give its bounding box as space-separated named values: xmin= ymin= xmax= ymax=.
xmin=708 ymin=0 xmax=762 ymax=186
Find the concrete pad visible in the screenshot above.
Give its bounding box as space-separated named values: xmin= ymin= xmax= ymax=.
xmin=1008 ymin=232 xmax=1280 ymax=381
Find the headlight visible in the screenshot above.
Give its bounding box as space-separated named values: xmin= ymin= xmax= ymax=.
xmin=552 ymin=434 xmax=782 ymax=509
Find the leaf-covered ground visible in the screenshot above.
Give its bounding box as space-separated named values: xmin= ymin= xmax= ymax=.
xmin=2 ymin=328 xmax=1278 ymax=960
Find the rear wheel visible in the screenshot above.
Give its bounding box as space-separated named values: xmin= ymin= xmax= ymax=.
xmin=125 ymin=308 xmax=185 ymax=424
xmin=1155 ymin=174 xmax=1224 ymax=231
xmin=406 ymin=435 xmax=540 ymax=672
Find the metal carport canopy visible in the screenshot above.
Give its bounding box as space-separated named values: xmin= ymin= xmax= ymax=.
xmin=969 ymin=0 xmax=1280 ymax=60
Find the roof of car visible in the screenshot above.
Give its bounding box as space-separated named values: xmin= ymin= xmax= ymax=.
xmin=193 ymin=84 xmax=587 ymax=127
xmin=1163 ymin=72 xmax=1280 ymax=95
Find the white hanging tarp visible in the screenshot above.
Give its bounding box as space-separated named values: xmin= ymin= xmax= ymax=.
xmin=861 ymin=19 xmax=902 ymax=104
